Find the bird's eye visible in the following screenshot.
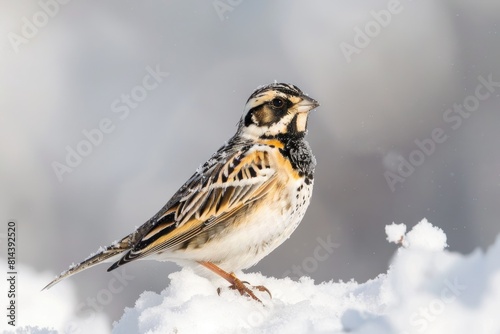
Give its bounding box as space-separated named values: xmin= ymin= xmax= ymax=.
xmin=271 ymin=98 xmax=285 ymax=108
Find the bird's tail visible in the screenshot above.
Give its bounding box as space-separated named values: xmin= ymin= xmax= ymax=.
xmin=42 ymin=236 xmax=131 ymax=290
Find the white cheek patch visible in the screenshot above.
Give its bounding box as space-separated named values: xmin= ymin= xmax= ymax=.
xmin=263 ymin=113 xmax=294 ymax=136
xmin=241 ymin=124 xmax=266 ymax=140
xmin=296 ymin=113 xmax=308 ymax=132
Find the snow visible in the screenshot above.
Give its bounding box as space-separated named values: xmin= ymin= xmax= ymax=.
xmin=385 ymin=222 xmax=406 ymax=244
xmin=385 ymin=219 xmax=447 ymax=251
xmin=403 ymin=218 xmax=448 ymax=251
xmin=112 ymin=219 xmax=500 ymax=334
xmin=7 ymin=219 xmax=500 ymax=333
xmin=0 ymin=264 xmax=110 ymax=333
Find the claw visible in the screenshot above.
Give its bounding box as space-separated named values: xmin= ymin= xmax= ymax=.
xmin=198 ymin=261 xmax=272 ymax=303
xmin=253 ymin=285 xmax=272 ymax=299
xmin=235 ymin=281 xmax=272 ymax=300
xmin=226 ymin=274 xmax=264 ymax=302
xmin=229 ymin=283 xmax=261 ymax=302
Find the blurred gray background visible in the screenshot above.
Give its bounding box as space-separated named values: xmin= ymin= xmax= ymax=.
xmin=1 ymin=0 xmax=500 ymax=326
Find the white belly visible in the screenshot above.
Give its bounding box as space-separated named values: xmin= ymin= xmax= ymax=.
xmin=169 ymin=178 xmax=313 ymax=272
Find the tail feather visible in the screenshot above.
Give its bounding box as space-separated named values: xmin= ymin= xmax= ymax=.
xmin=43 ymin=238 xmax=130 ymax=290
xmin=106 ymin=248 xmax=140 ymax=272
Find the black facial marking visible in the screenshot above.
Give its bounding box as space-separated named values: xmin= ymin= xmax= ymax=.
xmin=243 ymin=83 xmax=306 ymax=129
xmin=245 ymin=102 xmax=287 ymax=127
xmin=247 ymin=83 xmax=303 ymax=102
xmin=244 ymin=106 xmax=259 ymax=126
xmin=287 ymin=114 xmax=298 ymax=134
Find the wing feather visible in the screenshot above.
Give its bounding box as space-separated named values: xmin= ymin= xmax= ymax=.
xmin=109 ymin=146 xmax=277 ymax=269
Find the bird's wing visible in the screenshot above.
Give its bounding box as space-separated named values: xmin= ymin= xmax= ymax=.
xmin=108 ymin=146 xmax=278 ymax=270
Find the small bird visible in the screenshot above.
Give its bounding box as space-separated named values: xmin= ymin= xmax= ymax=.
xmin=44 ymin=83 xmax=319 ymax=302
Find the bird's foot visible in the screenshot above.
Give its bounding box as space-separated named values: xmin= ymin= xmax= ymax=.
xmin=226 ymin=274 xmax=271 ymax=302
xmin=200 ymin=261 xmax=272 ymax=303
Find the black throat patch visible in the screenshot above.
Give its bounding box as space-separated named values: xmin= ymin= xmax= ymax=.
xmin=269 ymin=133 xmax=316 ymax=184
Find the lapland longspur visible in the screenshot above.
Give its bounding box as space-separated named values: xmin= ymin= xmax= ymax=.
xmin=44 ymin=83 xmax=319 ymax=302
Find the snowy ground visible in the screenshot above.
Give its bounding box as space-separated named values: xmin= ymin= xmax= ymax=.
xmin=113 ymin=219 xmax=500 ymax=334
xmin=0 ymin=265 xmax=110 ymax=333
xmin=5 ymin=219 xmax=500 ymax=333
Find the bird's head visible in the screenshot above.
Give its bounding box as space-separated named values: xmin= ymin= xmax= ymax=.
xmin=238 ymin=83 xmax=319 ymax=140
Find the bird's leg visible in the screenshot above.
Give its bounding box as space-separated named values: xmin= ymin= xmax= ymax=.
xmin=198 ymin=261 xmax=271 ymax=303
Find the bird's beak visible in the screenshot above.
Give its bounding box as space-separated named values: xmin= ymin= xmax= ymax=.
xmin=296 ymin=95 xmax=320 ymax=113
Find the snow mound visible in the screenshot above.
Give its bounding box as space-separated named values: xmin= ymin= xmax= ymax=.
xmin=113 ymin=219 xmax=500 ymax=334
xmin=0 ymin=263 xmax=110 ymax=333
xmin=385 ymin=222 xmax=406 ymax=244
xmin=386 ymin=218 xmax=447 ymax=251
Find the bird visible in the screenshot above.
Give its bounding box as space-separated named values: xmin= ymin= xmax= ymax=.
xmin=43 ymin=82 xmax=319 ymax=302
